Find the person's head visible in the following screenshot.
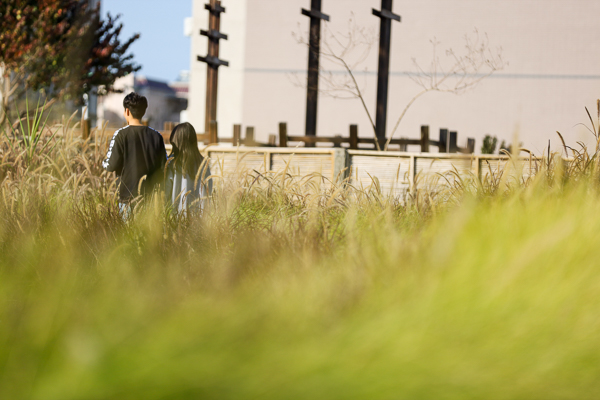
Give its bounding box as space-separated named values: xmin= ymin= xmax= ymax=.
xmin=123 ymin=92 xmax=148 ymax=123
xmin=169 ymin=122 xmax=203 ymax=178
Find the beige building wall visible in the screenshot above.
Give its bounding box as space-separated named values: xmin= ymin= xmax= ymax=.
xmin=97 ymin=74 xmax=135 ymax=127
xmin=189 ymin=0 xmax=600 ymax=153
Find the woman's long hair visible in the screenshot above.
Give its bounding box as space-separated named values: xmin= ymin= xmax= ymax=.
xmin=169 ymin=122 xmax=203 ymax=178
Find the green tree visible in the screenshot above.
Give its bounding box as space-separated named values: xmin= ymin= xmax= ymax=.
xmin=0 ymin=0 xmax=140 ymax=126
xmin=481 ymin=134 xmax=498 ymax=154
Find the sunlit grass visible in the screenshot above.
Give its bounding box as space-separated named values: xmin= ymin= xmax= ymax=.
xmin=1 ymin=105 xmax=600 ymax=399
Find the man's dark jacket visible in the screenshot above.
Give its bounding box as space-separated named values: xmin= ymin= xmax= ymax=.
xmin=102 ymin=125 xmax=167 ymax=201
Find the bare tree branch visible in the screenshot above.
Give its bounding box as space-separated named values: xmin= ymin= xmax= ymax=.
xmin=384 ymin=30 xmax=506 ymax=150
xmin=292 ymin=19 xmax=506 ymax=152
xmin=292 ymin=15 xmax=381 ymax=149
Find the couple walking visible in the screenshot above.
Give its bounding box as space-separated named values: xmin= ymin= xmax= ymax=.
xmin=102 ymin=92 xmax=211 ymax=215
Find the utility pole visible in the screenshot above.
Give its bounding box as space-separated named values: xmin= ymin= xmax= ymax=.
xmin=197 ymin=0 xmax=229 ymax=135
xmin=373 ymin=0 xmax=400 ymax=149
xmin=302 ymin=0 xmax=329 ymax=146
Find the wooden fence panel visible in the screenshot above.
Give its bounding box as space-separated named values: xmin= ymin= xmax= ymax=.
xmin=160 ymin=144 xmax=549 ymax=196
xmin=271 ymin=153 xmax=334 ymax=179
xmin=479 ymin=157 xmax=539 ymax=182
xmin=350 ymin=154 xmax=411 ymax=196
xmin=198 ymin=148 xmax=344 ymax=186
xmin=207 ymin=151 xmax=269 ymax=178
xmin=414 ymin=156 xmax=475 ymax=189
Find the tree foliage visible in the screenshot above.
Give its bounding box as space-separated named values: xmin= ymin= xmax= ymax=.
xmin=86 ymin=13 xmax=141 ymax=96
xmin=0 ymin=0 xmax=140 ymax=124
xmin=481 ymin=134 xmax=498 ymax=154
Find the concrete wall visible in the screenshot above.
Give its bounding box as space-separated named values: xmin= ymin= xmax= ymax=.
xmin=188 ymin=0 xmax=600 ymax=153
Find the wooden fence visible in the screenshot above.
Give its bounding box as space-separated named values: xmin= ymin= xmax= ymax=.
xmin=279 ymin=123 xmax=475 ymax=153
xmin=91 ymin=120 xmax=475 ymax=155
xmin=347 ymin=150 xmax=539 ymax=196
xmin=205 ymin=122 xmax=475 ymax=153
xmin=195 ymin=146 xmax=346 ymax=184
xmin=160 ymin=144 xmax=540 ymax=195
xmin=89 ymin=121 xmax=545 ymax=198
xmin=88 ymin=121 xmax=538 ymax=197
xmin=88 ymin=122 xmax=527 ymax=193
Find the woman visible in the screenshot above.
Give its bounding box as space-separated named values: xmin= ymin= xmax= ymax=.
xmin=165 ymin=122 xmax=212 ymax=213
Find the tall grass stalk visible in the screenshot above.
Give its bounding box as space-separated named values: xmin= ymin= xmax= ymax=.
xmin=1 ymin=105 xmax=600 ymax=399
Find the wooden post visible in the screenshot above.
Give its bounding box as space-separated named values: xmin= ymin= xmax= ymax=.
xmin=439 ymin=128 xmax=448 ymax=153
xmin=209 ymin=120 xmax=218 ymax=144
xmin=448 ymin=131 xmax=458 ymax=153
xmin=233 ymin=124 xmax=241 ymax=146
xmin=349 ymin=124 xmax=358 ymax=150
xmin=268 ymin=134 xmax=277 ymax=146
xmin=302 ymin=0 xmax=330 ymax=145
xmin=420 ymin=125 xmax=429 ymax=153
xmin=82 ymin=119 xmax=91 ymax=140
xmin=198 ymin=0 xmax=229 ymax=135
xmin=373 ymin=0 xmax=401 ymax=148
xmin=278 ymin=122 xmax=288 ymax=147
xmin=399 ymin=138 xmax=407 ymax=152
xmin=333 ymin=135 xmax=342 ymax=147
xmin=466 ymin=138 xmax=475 ymax=154
xmin=245 ymin=126 xmax=255 ymax=146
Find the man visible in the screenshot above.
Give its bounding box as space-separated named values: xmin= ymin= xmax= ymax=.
xmin=102 ymin=92 xmax=167 ymax=214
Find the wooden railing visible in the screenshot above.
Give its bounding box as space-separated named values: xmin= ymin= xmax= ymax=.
xmin=281 ymin=123 xmax=475 ymax=153
xmin=86 ymin=120 xmax=475 ymax=154
xmin=198 ymin=121 xmax=475 ymax=153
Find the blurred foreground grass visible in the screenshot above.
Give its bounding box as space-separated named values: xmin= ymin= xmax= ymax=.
xmin=2 ymin=112 xmax=600 ymax=399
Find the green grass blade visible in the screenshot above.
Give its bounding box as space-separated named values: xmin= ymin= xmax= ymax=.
xmin=25 ymin=94 xmax=30 ymax=139
xmin=33 ymin=98 xmax=51 ymax=148
xmin=31 ymin=95 xmax=42 ymax=143
xmin=13 ymin=100 xmax=28 ymax=149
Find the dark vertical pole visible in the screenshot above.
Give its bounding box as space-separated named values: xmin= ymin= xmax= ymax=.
xmin=466 ymin=138 xmax=475 ymax=154
xmin=209 ymin=120 xmax=219 ymax=144
xmin=198 ymin=0 xmax=228 ymax=135
xmin=399 ymin=139 xmax=407 ymax=152
xmin=245 ymin=127 xmax=255 ymax=147
xmin=333 ymin=135 xmax=342 ymax=147
xmin=205 ymin=1 xmax=218 ymax=135
xmin=448 ymin=131 xmax=458 ymax=153
xmin=420 ymin=125 xmax=429 ymax=153
xmin=349 ymin=124 xmax=358 ymax=150
xmin=233 ymin=124 xmax=241 ymax=146
xmin=279 ymin=122 xmax=288 ymax=147
xmin=373 ymin=0 xmax=400 ymax=149
xmin=302 ymin=1 xmax=330 ymax=146
xmin=439 ymin=128 xmax=448 ymax=153
xmin=306 ymin=0 xmax=320 ymax=140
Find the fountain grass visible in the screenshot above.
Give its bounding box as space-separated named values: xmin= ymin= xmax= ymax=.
xmin=1 ymin=106 xmax=600 ymax=399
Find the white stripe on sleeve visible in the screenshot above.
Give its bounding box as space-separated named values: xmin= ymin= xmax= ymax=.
xmin=102 ymin=126 xmax=126 ymax=170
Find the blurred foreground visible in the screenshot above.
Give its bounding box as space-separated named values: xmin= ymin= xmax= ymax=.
xmin=1 ymin=112 xmax=600 ymax=399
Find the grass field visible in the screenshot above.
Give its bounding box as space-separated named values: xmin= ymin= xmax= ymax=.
xmin=1 ymin=111 xmax=600 ymax=399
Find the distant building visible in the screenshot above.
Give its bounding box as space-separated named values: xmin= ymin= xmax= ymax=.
xmin=97 ymin=74 xmax=188 ymax=129
xmin=186 ymin=0 xmax=600 ymax=153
